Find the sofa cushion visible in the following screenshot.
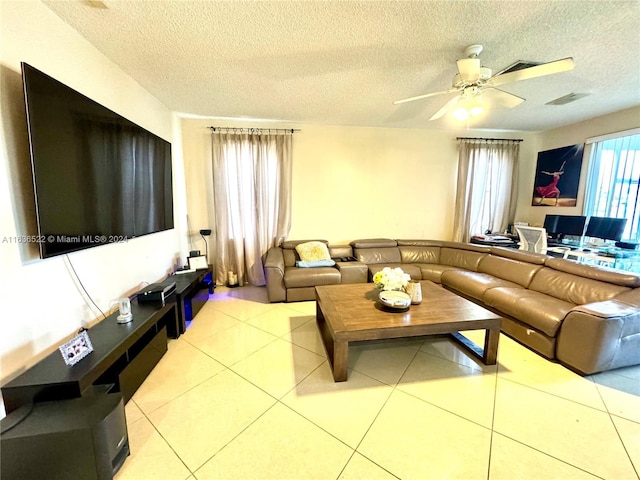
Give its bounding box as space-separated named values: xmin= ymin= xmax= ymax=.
xmin=368 ymin=263 xmax=421 ymax=281
xmin=477 ymin=254 xmax=543 ymax=288
xmin=489 ymin=247 xmax=547 ymax=264
xmin=399 ymin=246 xmax=441 ymax=264
xmin=484 ymin=287 xmax=573 ymax=336
xmin=441 ymin=271 xmax=522 ymax=302
xmin=296 ymin=259 xmax=336 ymax=268
xmin=396 ymin=239 xmax=445 ymax=247
xmin=529 ymin=267 xmax=630 ymax=304
xmin=419 ymin=264 xmax=465 ymax=283
xmin=350 ymin=238 xmax=397 ymax=248
xmin=354 ymin=246 xmax=401 ymax=264
xmin=295 ymin=241 xmax=332 ymax=262
xmin=284 ymin=266 xmax=341 ymax=288
xmin=281 ymin=239 xmax=328 ymax=267
xmin=440 ymin=248 xmax=487 ymax=271
xmin=544 ymin=257 xmax=640 ymax=288
xmin=329 ymin=245 xmax=353 ymax=260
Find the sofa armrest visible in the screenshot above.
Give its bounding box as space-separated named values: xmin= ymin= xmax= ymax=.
xmin=264 ymin=247 xmax=286 ymax=302
xmin=556 ymin=299 xmax=640 ymax=374
xmin=335 ymin=261 xmax=368 ymax=284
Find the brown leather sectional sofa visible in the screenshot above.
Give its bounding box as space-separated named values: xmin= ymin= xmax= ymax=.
xmin=264 ymin=238 xmax=640 ymax=375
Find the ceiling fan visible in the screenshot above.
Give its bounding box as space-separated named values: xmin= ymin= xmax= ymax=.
xmin=394 ymin=45 xmax=575 ymax=121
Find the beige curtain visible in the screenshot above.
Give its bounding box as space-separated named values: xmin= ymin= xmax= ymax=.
xmin=211 ymin=130 xmax=292 ymax=286
xmin=453 ymin=138 xmax=520 ymax=243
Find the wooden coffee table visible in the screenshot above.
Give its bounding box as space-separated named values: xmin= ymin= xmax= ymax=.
xmin=315 ymin=281 xmax=502 ymax=381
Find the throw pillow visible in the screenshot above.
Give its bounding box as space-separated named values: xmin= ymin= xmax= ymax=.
xmin=296 ymin=259 xmax=336 ymax=268
xmin=295 ymin=241 xmax=331 ymax=262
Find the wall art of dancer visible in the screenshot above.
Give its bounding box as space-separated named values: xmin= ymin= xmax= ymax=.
xmin=531 ymin=144 xmax=584 ymax=207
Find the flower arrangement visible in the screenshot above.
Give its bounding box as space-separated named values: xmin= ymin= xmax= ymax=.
xmin=372 ymin=267 xmax=411 ymax=291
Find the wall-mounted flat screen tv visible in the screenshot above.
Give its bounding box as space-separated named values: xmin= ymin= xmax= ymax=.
xmin=22 ymin=63 xmax=174 ymax=258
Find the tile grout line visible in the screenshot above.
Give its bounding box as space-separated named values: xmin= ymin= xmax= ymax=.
xmin=589 ymin=376 xmax=640 ymax=479
xmin=497 ymin=374 xmax=613 ymax=416
xmin=333 ymin=341 xmax=426 ymax=479
xmin=190 ymin=400 xmax=281 ymax=478
xmin=127 ymin=398 xmax=195 ymax=478
xmin=485 ymin=349 xmax=501 ymax=480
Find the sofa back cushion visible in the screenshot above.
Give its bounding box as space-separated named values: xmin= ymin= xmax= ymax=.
xmin=440 ymin=248 xmax=486 ymax=271
xmin=396 ymin=239 xmax=445 ymax=247
xmin=544 ymin=257 xmax=640 ymax=287
xmin=354 ymin=246 xmax=401 ymax=264
xmin=329 ymin=245 xmax=353 ymax=260
xmin=478 ymin=255 xmax=543 ymax=288
xmin=529 ymin=267 xmax=630 ymax=304
xmin=399 ymin=246 xmax=441 ymax=264
xmin=350 ymin=238 xmax=398 ymax=248
xmin=489 ymin=247 xmax=547 ymax=264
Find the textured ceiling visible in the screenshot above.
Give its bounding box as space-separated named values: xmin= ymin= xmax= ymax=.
xmin=43 ymin=0 xmax=640 ymax=132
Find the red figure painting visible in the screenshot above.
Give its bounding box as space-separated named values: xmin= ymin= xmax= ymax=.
xmin=535 ymin=161 xmax=565 ymax=204
xmin=532 ymin=145 xmax=583 ymax=207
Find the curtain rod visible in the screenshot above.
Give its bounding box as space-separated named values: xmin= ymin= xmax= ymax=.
xmin=209 ymin=126 xmax=300 ymax=134
xmin=457 ymin=137 xmax=523 ymax=142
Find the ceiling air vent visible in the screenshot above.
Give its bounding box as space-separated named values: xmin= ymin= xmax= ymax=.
xmin=546 ymin=93 xmax=590 ymax=105
xmin=494 ymin=61 xmax=541 ymax=76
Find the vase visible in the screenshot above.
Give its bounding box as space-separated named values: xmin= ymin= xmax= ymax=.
xmin=405 ymin=281 xmax=422 ymax=304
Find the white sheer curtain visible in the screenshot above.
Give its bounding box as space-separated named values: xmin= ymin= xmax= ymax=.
xmin=453 ymin=138 xmax=520 ymax=242
xmin=211 ymin=130 xmax=292 ymax=286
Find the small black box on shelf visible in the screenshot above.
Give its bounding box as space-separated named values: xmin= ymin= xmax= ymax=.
xmin=615 ymin=241 xmax=639 ymax=250
xmin=137 ymin=282 xmax=176 ymax=304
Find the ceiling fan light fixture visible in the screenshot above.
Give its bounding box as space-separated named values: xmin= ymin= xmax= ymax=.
xmin=453 ymin=107 xmax=470 ymax=121
xmin=470 ymin=105 xmax=484 ymax=116
xmin=451 ymin=96 xmax=484 ymax=121
xmin=395 ymin=44 xmax=573 ymax=122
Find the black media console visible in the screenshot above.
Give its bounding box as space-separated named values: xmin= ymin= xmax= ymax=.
xmin=2 ymin=266 xmax=215 ymax=414
xmin=161 ymin=266 xmax=214 ymax=336
xmin=1 ymin=301 xmax=175 ymax=415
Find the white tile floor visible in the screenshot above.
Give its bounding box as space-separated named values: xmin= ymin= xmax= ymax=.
xmin=115 ymin=286 xmax=640 ymax=480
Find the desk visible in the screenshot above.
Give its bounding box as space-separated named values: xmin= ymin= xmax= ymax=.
xmin=547 ymin=246 xmax=640 ymax=273
xmin=470 ymin=235 xmax=518 ymax=248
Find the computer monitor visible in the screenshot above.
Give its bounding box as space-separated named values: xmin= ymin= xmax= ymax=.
xmin=543 ymin=215 xmax=587 ymax=241
xmin=585 ymin=216 xmax=627 ymax=242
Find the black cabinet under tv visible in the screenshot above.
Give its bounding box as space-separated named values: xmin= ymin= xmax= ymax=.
xmin=1 ymin=302 xmax=176 ymax=415
xmin=159 ymin=266 xmax=214 ymax=336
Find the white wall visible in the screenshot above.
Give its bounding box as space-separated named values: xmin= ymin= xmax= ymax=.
xmin=181 ymin=117 xmax=536 ymax=249
xmin=514 ymin=106 xmax=640 ymax=227
xmin=0 ymin=1 xmax=188 ymax=397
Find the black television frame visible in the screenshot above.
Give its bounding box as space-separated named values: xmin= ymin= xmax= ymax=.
xmin=543 ymin=214 xmax=587 ymax=242
xmin=585 ymin=216 xmax=627 ymax=242
xmin=22 ymin=63 xmax=174 ymax=259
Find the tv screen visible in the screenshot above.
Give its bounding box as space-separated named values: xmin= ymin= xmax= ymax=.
xmin=543 ymin=215 xmax=586 ymax=239
xmin=585 ymin=217 xmax=627 ymax=242
xmin=22 ymin=63 xmax=174 ymax=258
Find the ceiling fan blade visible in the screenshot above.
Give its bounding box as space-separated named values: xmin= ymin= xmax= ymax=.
xmin=487 ymin=57 xmax=575 ymax=87
xmin=457 ymin=58 xmax=481 ymax=82
xmin=429 ymin=95 xmax=462 ymax=121
xmin=482 ymin=88 xmax=525 ymax=108
xmin=393 ymin=87 xmax=459 ymax=105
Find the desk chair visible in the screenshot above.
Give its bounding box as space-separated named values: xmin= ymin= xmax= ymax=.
xmin=515 ymin=226 xmax=548 ymax=254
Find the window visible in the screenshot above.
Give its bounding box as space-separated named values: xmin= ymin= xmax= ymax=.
xmin=584 ymin=131 xmax=640 ymax=242
xmin=453 ymin=138 xmax=520 ymax=242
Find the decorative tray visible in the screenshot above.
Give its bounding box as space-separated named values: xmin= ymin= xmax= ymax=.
xmin=378 ymin=290 xmax=411 ymax=311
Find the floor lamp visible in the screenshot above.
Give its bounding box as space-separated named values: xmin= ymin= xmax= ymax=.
xmin=200 ymin=229 xmax=212 ymax=263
